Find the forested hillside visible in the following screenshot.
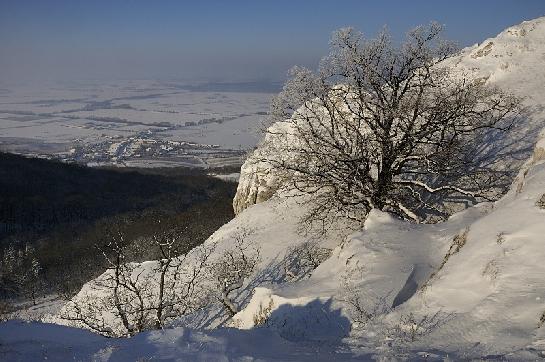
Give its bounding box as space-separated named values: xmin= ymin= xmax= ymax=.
xmin=0 ymin=152 xmax=236 ymax=299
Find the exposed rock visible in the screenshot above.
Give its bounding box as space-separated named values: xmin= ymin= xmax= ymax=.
xmin=233 ymin=160 xmax=281 ymax=214
xmin=233 ymin=121 xmax=294 ymax=214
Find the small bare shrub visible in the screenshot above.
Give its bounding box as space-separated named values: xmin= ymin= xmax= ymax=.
xmin=213 ymin=227 xmax=260 ymax=317
xmin=283 ymin=241 xmax=331 ymax=281
xmin=339 ymin=268 xmax=449 ymax=348
xmin=386 ymin=310 xmax=450 ymax=343
xmin=482 ymin=259 xmax=500 ymax=282
xmin=252 ymin=298 xmax=275 ymax=327
xmin=536 ymin=193 xmax=545 ymax=209
xmin=341 ymin=292 xmax=392 ymax=329
xmin=0 ymin=243 xmax=44 ymax=305
xmin=338 ymin=267 xmax=392 ymax=329
xmin=0 ymin=301 xmax=13 ymax=322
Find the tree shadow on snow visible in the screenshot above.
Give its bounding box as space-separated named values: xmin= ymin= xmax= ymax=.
xmin=260 ymin=298 xmax=351 ymax=343
xmin=105 ymin=299 xmax=362 ymax=361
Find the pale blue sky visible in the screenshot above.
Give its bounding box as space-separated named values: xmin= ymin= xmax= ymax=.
xmin=1 ymin=0 xmax=544 ymax=83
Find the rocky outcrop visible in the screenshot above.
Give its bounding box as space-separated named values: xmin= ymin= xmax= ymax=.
xmin=233 ymin=159 xmax=281 ymax=214
xmin=233 ymin=121 xmax=294 ymax=214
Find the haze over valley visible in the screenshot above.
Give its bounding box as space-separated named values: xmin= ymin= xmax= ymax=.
xmin=0 ymin=80 xmax=275 ymax=169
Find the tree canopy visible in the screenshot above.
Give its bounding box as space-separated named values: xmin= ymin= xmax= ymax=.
xmin=266 ymin=23 xmax=521 ymax=227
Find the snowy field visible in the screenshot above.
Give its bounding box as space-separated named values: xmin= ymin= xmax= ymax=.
xmin=0 ymin=80 xmax=274 ymax=168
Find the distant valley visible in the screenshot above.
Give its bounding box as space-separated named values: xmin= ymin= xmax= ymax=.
xmin=0 ymin=80 xmax=276 ymax=169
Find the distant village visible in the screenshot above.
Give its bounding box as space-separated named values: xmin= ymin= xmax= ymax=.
xmin=27 ymin=131 xmax=246 ymax=170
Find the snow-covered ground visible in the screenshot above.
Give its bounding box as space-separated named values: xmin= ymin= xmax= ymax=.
xmin=2 ymin=16 xmax=545 ymax=361
xmin=0 ymin=320 xmax=364 ymax=361
xmin=4 ymin=295 xmax=65 ymax=322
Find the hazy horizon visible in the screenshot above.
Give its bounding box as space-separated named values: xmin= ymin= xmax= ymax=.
xmin=1 ymin=0 xmax=544 ymax=85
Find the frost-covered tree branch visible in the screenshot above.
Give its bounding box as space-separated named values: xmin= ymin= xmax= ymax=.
xmin=213 ymin=227 xmax=260 ymax=317
xmin=264 ymin=23 xmax=521 ymax=226
xmin=60 ymin=223 xmax=215 ymax=337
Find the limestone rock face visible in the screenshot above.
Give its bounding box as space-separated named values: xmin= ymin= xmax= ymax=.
xmin=233 ymin=159 xmax=280 ymax=214
xmin=233 ymin=121 xmax=293 ymax=214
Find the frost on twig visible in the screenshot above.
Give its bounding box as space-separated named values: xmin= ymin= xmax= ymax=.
xmin=282 ymin=240 xmax=331 ymax=282
xmin=212 ymin=227 xmax=261 ymax=318
xmin=60 ymin=225 xmax=214 ymax=337
xmin=338 ymin=267 xmax=392 ymax=329
xmin=265 ymin=23 xmax=521 ymax=229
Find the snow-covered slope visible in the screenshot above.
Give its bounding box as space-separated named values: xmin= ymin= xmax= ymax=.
xmin=403 ymin=143 xmax=545 ymax=356
xmin=228 ymin=129 xmax=545 ymax=360
xmin=3 ymin=16 xmax=545 ymax=361
xmin=0 ymin=319 xmax=363 ymax=361
xmin=224 ymin=16 xmax=545 ymax=358
xmin=48 ymin=192 xmax=354 ymax=336
xmin=450 ymin=16 xmax=545 ymax=100
xmin=8 ymin=139 xmax=545 ymax=359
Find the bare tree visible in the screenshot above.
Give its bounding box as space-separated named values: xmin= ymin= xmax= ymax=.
xmin=61 ymin=225 xmax=214 ymax=337
xmin=265 ymin=23 xmax=521 ymax=226
xmin=283 ymin=240 xmax=331 ymax=281
xmin=61 ymin=226 xmax=150 ymax=336
xmin=0 ymin=243 xmax=43 ymax=305
xmin=149 ymin=229 xmax=214 ymax=329
xmin=213 ymin=228 xmax=260 ymax=317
